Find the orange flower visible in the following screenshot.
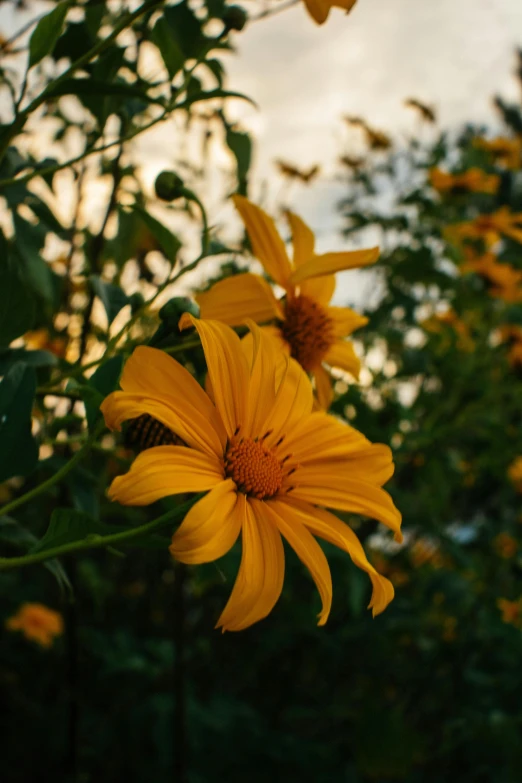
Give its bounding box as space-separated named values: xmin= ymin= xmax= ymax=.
xmin=474 ymin=136 xmax=522 ymax=169
xmin=493 ymin=532 xmax=518 ymax=559
xmin=24 ymin=329 xmax=67 ymax=358
xmin=421 ymin=309 xmax=474 ymax=352
xmin=498 ymin=325 xmax=522 ymax=368
xmin=497 ymin=597 xmax=522 ymax=627
xmin=429 ymin=167 xmax=499 ymax=195
xmin=197 ymin=196 xmax=378 ymax=408
xmin=6 ymin=603 xmax=64 ymax=647
xmin=460 ymin=251 xmax=522 ymax=302
xmin=508 ymin=456 xmax=522 ymax=492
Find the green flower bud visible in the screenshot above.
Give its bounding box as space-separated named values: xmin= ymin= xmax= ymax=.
xmin=223 ymin=5 xmax=248 ymax=31
xmin=154 ymin=171 xmax=185 ymax=202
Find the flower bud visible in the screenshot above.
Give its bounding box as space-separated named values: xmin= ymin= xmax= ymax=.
xmin=223 ymin=5 xmax=248 ymax=31
xmin=154 ymin=171 xmax=185 ymax=202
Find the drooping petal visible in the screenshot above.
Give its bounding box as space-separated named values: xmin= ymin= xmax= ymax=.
xmin=286 ymin=211 xmax=315 ymax=267
xmin=281 ymin=497 xmax=395 ymax=616
xmin=290 ymin=475 xmax=402 ymax=541
xmin=216 ymin=497 xmax=285 ymax=632
xmin=263 ymin=357 xmax=314 ymax=446
xmin=103 ymin=345 xmax=226 ymax=455
xmin=313 ymin=365 xmax=334 ymax=410
xmin=265 ymin=500 xmax=332 ymax=625
xmin=233 ymin=195 xmax=293 ymax=288
xmin=108 ymin=446 xmax=224 ymax=506
xmin=169 ymin=479 xmax=241 ymax=564
xmin=302 ymin=0 xmax=357 ymax=24
xmin=179 ymin=314 xmax=249 ymax=438
xmin=290 ymin=247 xmax=379 ymax=285
xmin=324 ymin=339 xmax=361 ymax=378
xmin=196 ymin=273 xmax=283 ymax=326
xmin=299 ymin=274 xmax=336 ymax=305
xmin=327 ymin=306 xmax=369 ymax=337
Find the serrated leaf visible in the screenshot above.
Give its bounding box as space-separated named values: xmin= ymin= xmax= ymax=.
xmin=90 ymin=276 xmax=130 ymax=325
xmin=29 ymin=2 xmax=69 ymax=67
xmin=0 ymin=363 xmax=38 ymax=482
xmin=132 ymin=206 xmax=182 ymax=260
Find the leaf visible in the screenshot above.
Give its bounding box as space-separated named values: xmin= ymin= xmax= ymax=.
xmin=29 ymin=2 xmax=69 ymax=67
xmin=151 ymin=17 xmax=185 ymax=79
xmin=12 ymin=213 xmax=55 ymax=304
xmin=163 ymin=3 xmax=209 ymax=60
xmin=0 ymin=253 xmax=35 ymax=348
xmin=176 ymin=88 xmax=257 ymax=111
xmin=0 ymin=349 xmax=58 ymax=375
xmin=225 ymin=127 xmax=252 ymax=194
xmin=90 ymin=276 xmax=130 ymax=325
xmin=33 ymin=508 xmax=108 ymax=553
xmin=44 ymin=78 xmax=166 ymax=107
xmin=81 ymin=354 xmax=124 ymax=431
xmin=0 ymin=363 xmax=38 ymax=483
xmin=132 ymin=206 xmax=182 ymax=260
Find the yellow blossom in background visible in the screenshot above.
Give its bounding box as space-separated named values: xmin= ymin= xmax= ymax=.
xmin=24 ymin=329 xmax=68 ymax=358
xmin=429 ymin=167 xmax=499 ymax=195
xmin=6 ymin=603 xmax=64 ymax=647
xmin=497 ymin=597 xmax=522 ymax=627
xmin=474 ymin=136 xmax=522 ymax=169
xmin=302 ymin=0 xmax=356 ymax=25
xmin=409 ymin=538 xmax=445 ymax=569
xmin=197 ymin=196 xmax=379 ymax=408
xmin=101 ymin=318 xmax=401 ymax=631
xmin=498 ymin=325 xmax=522 ymax=367
xmin=508 ymin=456 xmax=522 ymax=492
xmin=421 ymin=309 xmax=474 ymax=352
xmin=493 ymin=532 xmax=518 ymax=559
xmin=460 ymin=251 xmax=522 ymax=302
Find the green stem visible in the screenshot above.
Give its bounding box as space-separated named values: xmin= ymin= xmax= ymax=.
xmin=0 ymin=421 xmax=105 ymax=519
xmin=0 ymin=494 xmax=200 ymax=571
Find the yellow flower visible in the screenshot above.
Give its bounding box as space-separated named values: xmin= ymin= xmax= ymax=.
xmin=101 ymin=317 xmax=401 ymax=632
xmin=6 ymin=603 xmax=64 ymax=647
xmin=497 ymin=597 xmax=522 ymax=627
xmin=460 ymin=251 xmax=522 ymax=302
xmin=302 ymin=0 xmax=356 ymax=25
xmin=493 ymin=533 xmax=517 ymax=559
xmin=499 ymin=325 xmax=522 ymax=367
xmin=197 ymin=196 xmax=378 ymax=408
xmin=508 ymin=456 xmax=522 ymax=492
xmin=421 ymin=309 xmax=474 ymax=352
xmin=474 ymin=136 xmax=522 ymax=169
xmin=429 ymin=167 xmax=499 ymax=195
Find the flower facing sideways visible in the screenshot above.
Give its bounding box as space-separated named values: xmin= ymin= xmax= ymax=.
xmin=101 ymin=317 xmax=402 ymax=632
xmin=197 ymin=196 xmax=378 ymax=409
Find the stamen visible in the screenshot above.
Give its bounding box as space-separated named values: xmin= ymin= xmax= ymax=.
xmin=281 ymin=294 xmax=335 ymax=372
xmin=224 ymin=436 xmax=285 ymax=500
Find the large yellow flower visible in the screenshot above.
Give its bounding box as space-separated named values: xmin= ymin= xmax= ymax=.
xmin=101 ymin=317 xmax=401 ymax=632
xmin=303 ymin=0 xmax=356 ymax=25
xmin=197 ymin=196 xmax=378 ymax=409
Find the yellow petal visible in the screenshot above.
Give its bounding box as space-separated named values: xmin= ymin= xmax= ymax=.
xmin=263 ymin=357 xmax=314 ymax=446
xmin=179 ymin=315 xmax=249 ymax=439
xmin=303 ymin=0 xmax=357 ymax=24
xmin=282 ymin=497 xmax=394 ymax=616
xmin=313 ymin=365 xmax=334 ymax=410
xmin=290 ymin=477 xmax=402 ymax=542
xmin=286 ymin=211 xmax=315 ymax=267
xmin=299 ymin=274 xmax=336 ymax=305
xmin=241 ymin=322 xmax=278 ymax=438
xmin=327 ymin=306 xmax=368 ymax=337
xmin=294 ymin=446 xmax=395 ymax=489
xmin=233 ymin=195 xmax=293 ymax=288
xmin=169 ymin=479 xmax=241 ymax=564
xmin=108 ymin=446 xmax=224 ymax=506
xmin=216 ymin=497 xmax=285 ymax=632
xmin=196 ymin=273 xmax=283 ymax=326
xmin=265 ymin=499 xmax=332 ymax=625
xmin=107 ymin=345 xmax=226 ymax=455
xmin=290 ymin=247 xmax=379 ymax=285
xmin=324 ymin=338 xmax=361 ymax=378
xmin=282 ymin=412 xmax=370 ymax=462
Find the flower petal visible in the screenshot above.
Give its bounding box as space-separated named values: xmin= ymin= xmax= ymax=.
xmin=286 ymin=211 xmax=315 ymax=267
xmin=108 ymin=446 xmax=223 ymax=506
xmin=265 ymin=499 xmax=332 ymax=625
xmin=299 ymin=274 xmax=336 ymax=305
xmin=263 ymin=357 xmax=314 ymax=446
xmin=324 ymin=339 xmax=361 ymax=378
xmin=179 ymin=315 xmax=249 ymax=438
xmin=290 ymin=247 xmax=379 ymax=285
xmin=216 ymin=496 xmax=285 ymax=632
xmin=313 ymin=365 xmax=334 ymax=410
xmin=293 ymin=446 xmax=395 ymax=489
xmin=241 ymin=322 xmax=279 ymax=438
xmin=303 ymin=0 xmax=357 ymax=24
xmin=281 ymin=497 xmax=395 ymax=616
xmin=104 ymin=345 xmax=226 ymax=455
xmin=327 ymin=306 xmax=368 ymax=337
xmin=282 ymin=412 xmax=371 ymax=462
xmin=290 ymin=475 xmax=402 ymax=542
xmin=169 ymin=479 xmax=241 ymax=564
xmin=196 ymin=273 xmax=283 ymax=326
xmin=233 ymin=195 xmax=293 ymax=288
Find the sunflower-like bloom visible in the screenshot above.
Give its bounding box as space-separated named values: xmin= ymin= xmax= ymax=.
xmin=429 ymin=167 xmax=499 ymax=195
xmin=461 ymin=250 xmax=522 ymax=302
xmin=101 ymin=317 xmax=401 ymax=632
xmin=303 ymin=0 xmax=356 ymax=25
xmin=6 ymin=603 xmax=64 ymax=647
xmin=446 ymin=208 xmax=522 ymax=250
xmin=473 ymin=136 xmax=522 ymax=170
xmin=197 ymin=196 xmax=378 ymax=409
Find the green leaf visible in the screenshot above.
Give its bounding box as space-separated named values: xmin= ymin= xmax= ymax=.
xmin=0 ymin=363 xmax=38 ymax=483
xmin=90 ymin=276 xmax=130 ymax=325
xmin=225 ymin=127 xmax=252 ymax=194
xmin=33 ymin=508 xmax=108 ymax=553
xmin=132 ymin=206 xmax=182 ymax=260
xmin=29 ymin=1 xmax=69 ymax=67
xmin=176 ymin=88 xmax=257 ymax=111
xmin=151 ymin=17 xmax=185 ymax=79
xmin=0 ymin=349 xmax=58 ymax=375
xmin=0 ymin=253 xmax=35 ymax=348
xmin=44 ymin=77 xmax=166 ymax=106
xmin=81 ymin=354 xmax=124 ymax=431
xmin=163 ymin=3 xmax=209 ymax=60
xmin=12 ymin=213 xmax=55 ymax=304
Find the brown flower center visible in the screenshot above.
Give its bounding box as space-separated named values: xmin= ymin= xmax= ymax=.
xmin=224 ymin=436 xmax=284 ymax=499
xmin=281 ymin=294 xmax=335 ymax=372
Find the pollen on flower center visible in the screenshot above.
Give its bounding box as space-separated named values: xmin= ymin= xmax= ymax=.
xmin=281 ymin=294 xmax=335 ymax=372
xmin=224 ymin=436 xmax=284 ymax=499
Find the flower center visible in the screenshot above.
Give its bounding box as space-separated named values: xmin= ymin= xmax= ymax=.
xmin=224 ymin=436 xmax=284 ymax=499
xmin=281 ymin=294 xmax=335 ymax=372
